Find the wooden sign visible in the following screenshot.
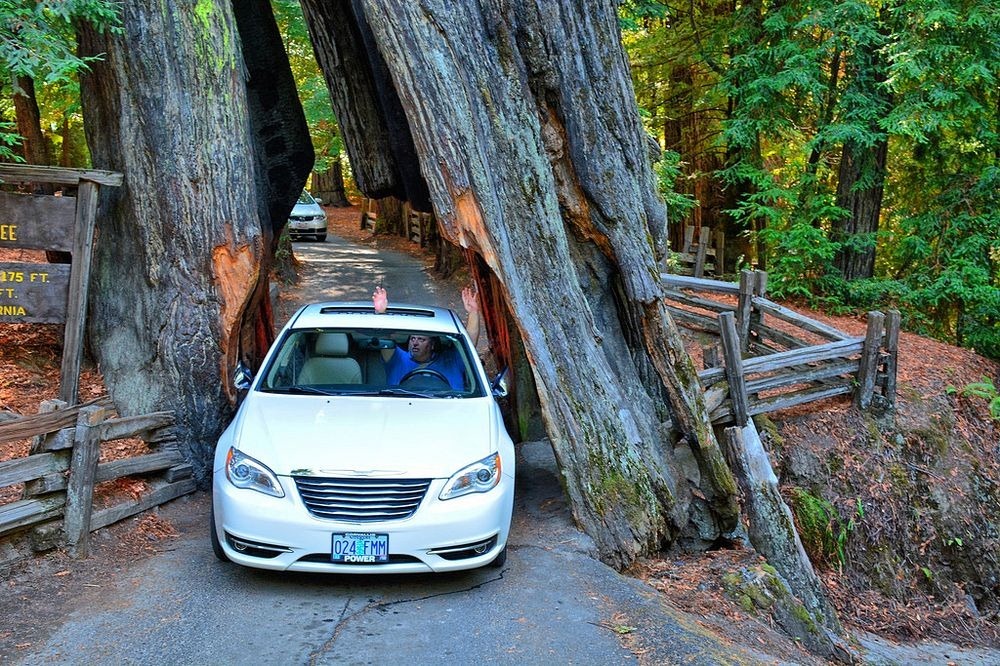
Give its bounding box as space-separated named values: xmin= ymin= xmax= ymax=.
xmin=0 ymin=261 xmax=72 ymax=323
xmin=0 ymin=164 xmax=123 ymax=403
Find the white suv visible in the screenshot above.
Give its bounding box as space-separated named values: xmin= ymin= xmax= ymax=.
xmin=211 ymin=301 xmax=515 ymax=573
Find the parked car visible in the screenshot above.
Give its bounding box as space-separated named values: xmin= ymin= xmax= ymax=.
xmin=287 ymin=190 xmax=327 ymax=242
xmin=211 ymin=300 xmax=515 ymax=573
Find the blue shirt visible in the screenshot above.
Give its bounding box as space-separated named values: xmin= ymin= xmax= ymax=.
xmin=386 ymin=346 xmax=465 ymax=390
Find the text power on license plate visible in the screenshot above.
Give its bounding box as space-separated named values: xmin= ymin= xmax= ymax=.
xmin=332 ymin=532 xmax=389 ymax=563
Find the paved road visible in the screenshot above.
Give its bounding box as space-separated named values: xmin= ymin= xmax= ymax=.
xmin=9 ymin=235 xmax=780 ymax=666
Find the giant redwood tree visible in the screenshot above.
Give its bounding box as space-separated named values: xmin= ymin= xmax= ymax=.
xmin=76 ymin=0 xmax=738 ymax=569
xmin=76 ymin=2 xmax=311 ymax=477
xmin=302 ymin=0 xmax=740 ymax=567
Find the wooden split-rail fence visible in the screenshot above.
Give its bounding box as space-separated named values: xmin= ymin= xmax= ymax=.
xmin=0 ymin=399 xmax=195 ymax=561
xmin=664 ymin=270 xmax=899 ymax=426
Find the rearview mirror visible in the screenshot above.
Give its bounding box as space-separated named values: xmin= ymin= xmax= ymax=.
xmin=233 ymin=361 xmax=253 ymax=391
xmin=490 ymin=367 xmax=509 ymax=399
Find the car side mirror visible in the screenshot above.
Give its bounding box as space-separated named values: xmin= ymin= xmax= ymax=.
xmin=234 ymin=361 xmax=253 ymax=391
xmin=314 ymin=197 xmax=323 ymax=204
xmin=490 ymin=367 xmax=509 ymax=399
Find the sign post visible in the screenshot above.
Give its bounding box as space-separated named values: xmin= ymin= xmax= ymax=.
xmin=0 ymin=165 xmax=123 ymax=404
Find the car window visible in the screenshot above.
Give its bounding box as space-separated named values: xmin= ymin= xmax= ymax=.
xmin=297 ymin=191 xmax=315 ymax=204
xmin=259 ymin=328 xmax=485 ymax=397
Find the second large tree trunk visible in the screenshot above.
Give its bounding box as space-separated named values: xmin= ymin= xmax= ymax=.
xmin=326 ymin=0 xmax=740 ymax=567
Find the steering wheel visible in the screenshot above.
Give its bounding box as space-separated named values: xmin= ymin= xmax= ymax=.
xmin=400 ymin=368 xmax=450 ymax=387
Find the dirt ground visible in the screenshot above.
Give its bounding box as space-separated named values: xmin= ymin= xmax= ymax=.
xmin=2 ymin=204 xmax=999 ymax=662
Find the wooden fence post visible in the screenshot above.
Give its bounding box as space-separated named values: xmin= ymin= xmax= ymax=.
xmin=855 ymin=311 xmax=885 ymax=410
xmin=719 ymin=311 xmax=750 ymax=426
xmin=64 ymin=405 xmax=106 ymax=558
xmin=736 ymin=270 xmax=754 ymax=351
xmin=693 ymin=226 xmax=710 ymax=278
xmin=883 ymin=310 xmax=901 ymax=411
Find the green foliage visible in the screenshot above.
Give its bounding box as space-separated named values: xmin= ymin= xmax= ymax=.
xmin=653 ymin=151 xmax=698 ymax=223
xmin=948 ymin=377 xmax=1000 ymax=421
xmin=789 ymin=488 xmax=861 ymax=569
xmin=0 ymin=0 xmax=121 ymax=163
xmin=621 ymin=0 xmax=1000 ymax=359
xmin=271 ymin=0 xmax=342 ymax=174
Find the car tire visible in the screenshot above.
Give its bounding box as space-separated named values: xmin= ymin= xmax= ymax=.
xmin=487 ymin=545 xmax=507 ymax=568
xmin=316 ymin=232 xmax=327 ymax=242
xmin=210 ymin=504 xmax=230 ymax=562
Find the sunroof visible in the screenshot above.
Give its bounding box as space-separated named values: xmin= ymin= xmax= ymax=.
xmin=318 ymin=305 xmax=436 ymax=317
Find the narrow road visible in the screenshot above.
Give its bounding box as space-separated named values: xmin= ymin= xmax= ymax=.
xmin=7 ymin=234 xmax=779 ymax=666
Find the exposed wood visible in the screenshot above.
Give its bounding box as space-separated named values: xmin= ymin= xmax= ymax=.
xmin=693 ymin=226 xmax=709 ymax=277
xmin=60 ymin=180 xmax=99 ymax=404
xmin=665 ymin=306 xmax=719 ymax=334
xmin=743 ymin=338 xmax=863 ymax=375
xmin=0 ymin=396 xmax=112 ymax=446
xmin=0 ymin=453 xmax=64 ymax=488
xmin=736 ymin=270 xmax=754 ymax=351
xmin=662 ymin=273 xmax=740 ymax=294
xmin=95 ymin=412 xmax=174 ymax=442
xmin=855 ymin=311 xmax=886 ymax=409
xmin=752 ymin=298 xmax=851 ymax=341
xmin=883 ymin=310 xmax=901 ymax=410
xmin=0 ymin=164 xmax=123 ymax=187
xmin=64 ymin=406 xmax=105 ymax=557
xmin=719 ymin=312 xmax=749 ymax=426
xmin=754 ymin=323 xmax=812 ymax=350
xmin=721 ymin=423 xmax=846 ymax=658
xmin=663 ymin=289 xmax=735 ymax=314
xmin=90 ymin=478 xmax=197 ymax=532
xmin=29 ymin=399 xmax=67 ymax=455
xmin=0 ymin=190 xmax=77 ymax=253
xmin=745 ymin=359 xmax=859 ymax=395
xmin=0 ymin=495 xmax=66 ymax=536
xmin=165 ymin=464 xmax=195 ymax=483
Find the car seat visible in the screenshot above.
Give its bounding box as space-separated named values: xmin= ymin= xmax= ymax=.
xmin=297 ymin=333 xmax=362 ymax=384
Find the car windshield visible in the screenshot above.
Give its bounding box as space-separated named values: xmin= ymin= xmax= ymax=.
xmin=297 ymin=191 xmax=316 ymax=204
xmin=258 ymin=328 xmax=485 ymax=398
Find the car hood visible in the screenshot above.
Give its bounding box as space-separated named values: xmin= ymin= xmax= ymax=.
xmin=231 ymin=394 xmax=499 ymax=478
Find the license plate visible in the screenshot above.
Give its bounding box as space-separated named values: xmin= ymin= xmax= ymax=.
xmin=291 ymin=221 xmax=307 ymax=229
xmin=331 ymin=532 xmax=389 ymax=563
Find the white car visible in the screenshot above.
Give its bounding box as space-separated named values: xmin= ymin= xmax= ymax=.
xmin=211 ymin=301 xmax=515 ymax=573
xmin=287 ymin=190 xmax=328 ymax=242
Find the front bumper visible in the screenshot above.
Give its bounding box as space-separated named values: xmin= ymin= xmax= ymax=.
xmin=213 ymin=473 xmax=514 ymax=574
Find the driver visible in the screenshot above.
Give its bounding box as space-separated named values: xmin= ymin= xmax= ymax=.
xmin=372 ymin=286 xmax=481 ymax=390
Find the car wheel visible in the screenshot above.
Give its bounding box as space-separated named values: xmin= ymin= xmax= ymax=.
xmin=488 ymin=545 xmax=507 ymax=568
xmin=316 ymin=232 xmax=327 ymax=242
xmin=210 ymin=503 xmax=229 ymax=562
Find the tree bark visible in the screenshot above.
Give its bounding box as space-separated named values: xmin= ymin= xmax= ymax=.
xmin=13 ymin=75 xmax=50 ymax=166
xmin=299 ymin=0 xmax=430 ymax=209
xmin=331 ymin=0 xmax=739 ymax=566
xmin=77 ymin=2 xmax=271 ymax=484
xmin=832 ymin=137 xmax=888 ymax=280
xmin=312 ymin=160 xmax=349 ymax=206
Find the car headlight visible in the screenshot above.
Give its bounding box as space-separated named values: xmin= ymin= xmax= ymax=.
xmin=225 ymin=447 xmax=284 ymax=497
xmin=440 ymin=452 xmax=501 ymax=500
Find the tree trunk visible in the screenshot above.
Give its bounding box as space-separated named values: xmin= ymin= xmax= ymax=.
xmin=318 ymin=0 xmax=740 ymax=567
xmin=299 ymin=0 xmax=430 ymax=209
xmin=832 ymin=137 xmax=888 ymax=280
xmin=374 ymin=196 xmax=404 ymax=235
xmin=77 ymin=2 xmax=275 ymax=484
xmin=13 ymin=75 xmax=50 ymax=166
xmin=312 ymin=160 xmax=350 ymax=206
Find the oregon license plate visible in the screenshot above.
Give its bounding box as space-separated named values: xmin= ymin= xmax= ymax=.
xmin=331 ymin=532 xmax=389 ymax=563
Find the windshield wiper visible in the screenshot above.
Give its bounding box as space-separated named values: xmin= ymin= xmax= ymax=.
xmin=265 ymin=385 xmax=339 ymax=396
xmin=378 ymin=387 xmax=434 ymax=398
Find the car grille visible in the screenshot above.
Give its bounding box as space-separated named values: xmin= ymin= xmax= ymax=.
xmin=294 ymin=477 xmax=431 ymax=522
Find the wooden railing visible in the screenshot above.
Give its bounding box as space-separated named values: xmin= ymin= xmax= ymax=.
xmin=663 ymin=270 xmax=899 ymax=425
xmin=0 ymin=399 xmax=195 ymax=560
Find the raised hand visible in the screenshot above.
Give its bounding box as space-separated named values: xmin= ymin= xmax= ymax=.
xmin=461 ymin=284 xmax=480 ymax=314
xmin=373 ymin=286 xmax=388 ymax=314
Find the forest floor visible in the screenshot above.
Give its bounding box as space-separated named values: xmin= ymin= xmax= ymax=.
xmin=2 ymin=205 xmax=999 ymax=663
